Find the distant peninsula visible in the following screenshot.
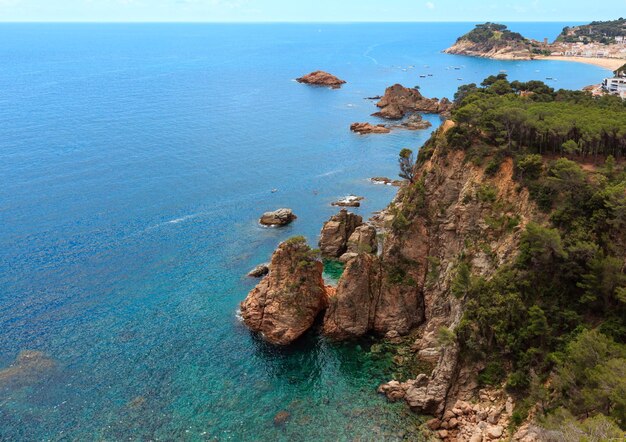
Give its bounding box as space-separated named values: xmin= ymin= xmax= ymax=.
xmin=445 ymin=20 xmax=626 ymax=70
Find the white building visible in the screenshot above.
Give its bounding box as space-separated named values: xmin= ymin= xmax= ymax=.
xmin=602 ymin=77 xmax=626 ymax=98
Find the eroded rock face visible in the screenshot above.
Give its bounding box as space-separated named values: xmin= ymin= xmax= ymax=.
xmin=350 ymin=122 xmax=391 ymax=134
xmin=240 ymin=238 xmax=328 ymax=345
xmin=296 ymin=71 xmax=346 ymax=89
xmin=346 ymin=224 xmax=377 ymax=255
xmin=373 ymin=84 xmax=452 ymax=119
xmin=323 ymin=225 xmax=423 ymax=340
xmin=323 ymin=253 xmax=381 ymax=340
xmin=375 ymin=122 xmax=536 ymax=419
xmin=247 ymin=264 xmax=269 ymax=278
xmin=259 ymin=208 xmax=297 ymax=227
xmin=318 ymin=209 xmax=363 ymax=258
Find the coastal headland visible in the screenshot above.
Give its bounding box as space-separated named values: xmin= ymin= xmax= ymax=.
xmin=445 ymin=20 xmax=626 ymax=72
xmin=241 ymin=70 xmax=626 ymax=440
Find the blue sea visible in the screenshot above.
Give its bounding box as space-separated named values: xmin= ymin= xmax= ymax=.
xmin=0 ymin=23 xmax=608 ymax=441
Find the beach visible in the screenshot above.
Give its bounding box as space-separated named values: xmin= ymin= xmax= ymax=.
xmin=536 ymin=55 xmax=625 ymax=71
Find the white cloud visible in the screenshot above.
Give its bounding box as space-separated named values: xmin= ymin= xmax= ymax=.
xmin=425 ymin=1 xmax=435 ymax=10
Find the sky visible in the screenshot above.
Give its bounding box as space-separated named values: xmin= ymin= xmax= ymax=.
xmin=0 ymin=0 xmax=623 ymax=23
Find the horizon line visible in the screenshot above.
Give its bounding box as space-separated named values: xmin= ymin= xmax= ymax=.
xmin=0 ymin=20 xmax=590 ymax=24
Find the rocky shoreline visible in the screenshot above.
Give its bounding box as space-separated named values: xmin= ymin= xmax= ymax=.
xmin=240 ymin=118 xmax=545 ymax=440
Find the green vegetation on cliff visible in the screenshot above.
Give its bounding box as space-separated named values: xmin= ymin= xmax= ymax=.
xmin=557 ymin=18 xmax=626 ymax=44
xmin=458 ymin=23 xmax=527 ymax=45
xmin=424 ymin=76 xmax=626 ymax=431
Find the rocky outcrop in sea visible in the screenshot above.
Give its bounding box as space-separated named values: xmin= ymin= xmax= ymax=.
xmin=373 ymin=84 xmax=452 ymax=119
xmin=239 ymin=237 xmax=329 ymax=345
xmin=296 ymin=71 xmax=346 ymax=89
xmin=350 ymin=122 xmax=391 ymax=134
xmin=259 ymin=208 xmax=297 ymax=227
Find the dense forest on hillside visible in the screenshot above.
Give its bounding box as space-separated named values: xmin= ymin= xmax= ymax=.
xmin=417 ymin=76 xmax=626 ymax=436
xmin=458 ymin=23 xmax=528 ymax=45
xmin=557 ymin=18 xmax=626 ymax=44
xmin=449 ymin=74 xmax=626 ymax=158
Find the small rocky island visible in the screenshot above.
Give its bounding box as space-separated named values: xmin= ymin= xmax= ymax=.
xmin=373 ymin=84 xmax=452 ymax=119
xmin=296 ymin=71 xmax=346 ymax=89
xmin=331 ymin=195 xmax=364 ymax=207
xmin=259 ymin=208 xmax=297 ymax=227
xmin=350 ymin=122 xmax=391 ymax=134
xmin=239 ymin=237 xmax=330 ymax=345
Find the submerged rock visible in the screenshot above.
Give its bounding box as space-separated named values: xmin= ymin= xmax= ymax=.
xmin=296 ymin=71 xmax=346 ymax=89
xmin=240 ymin=237 xmax=328 ymax=345
xmin=247 ymin=263 xmax=269 ymax=278
xmin=318 ymin=209 xmax=363 ymax=258
xmin=0 ymin=350 xmax=56 ymax=388
xmin=259 ymin=208 xmax=297 ymax=227
xmin=350 ymin=122 xmax=391 ymax=134
xmin=273 ymin=410 xmax=291 ymax=426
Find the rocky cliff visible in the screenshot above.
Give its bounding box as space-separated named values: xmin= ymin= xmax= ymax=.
xmin=240 ymin=237 xmax=329 ymax=345
xmin=371 ymin=121 xmax=539 ymax=440
xmin=318 ymin=209 xmax=363 ymax=259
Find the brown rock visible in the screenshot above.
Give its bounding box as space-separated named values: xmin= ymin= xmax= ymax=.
xmin=338 ymin=252 xmax=358 ymax=263
xmin=274 ymin=411 xmax=291 ymax=426
xmin=370 ymin=177 xmax=404 ymax=187
xmin=443 ymin=410 xmax=456 ymax=421
xmin=377 ymin=380 xmax=407 ymax=402
xmin=486 ymin=425 xmax=504 ymax=439
xmin=240 ymin=237 xmax=328 ymax=345
xmin=247 ymin=263 xmax=269 ymax=278
xmin=331 ymin=195 xmax=364 ymax=208
xmin=393 ymin=113 xmax=433 ymax=131
xmin=426 ymin=418 xmax=441 ymax=431
xmin=469 ymin=432 xmax=483 ymax=442
xmin=350 ymin=122 xmax=391 ymax=134
xmin=296 ymin=71 xmax=346 ymax=89
xmin=323 ymin=253 xmax=381 ymax=340
xmin=438 ymin=429 xmax=449 ymax=439
xmin=387 ymin=389 xmax=406 ymax=402
xmin=372 ymin=84 xmax=452 ymax=119
xmin=259 ymin=208 xmax=297 ymax=227
xmin=346 ymin=224 xmax=378 ymax=255
xmin=318 ymin=209 xmax=363 ymax=258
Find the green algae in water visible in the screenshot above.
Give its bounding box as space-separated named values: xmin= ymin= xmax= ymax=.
xmin=323 ymin=259 xmax=345 ymax=283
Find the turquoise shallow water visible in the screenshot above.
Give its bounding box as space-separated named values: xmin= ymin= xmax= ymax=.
xmin=0 ymin=23 xmax=609 ymax=440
